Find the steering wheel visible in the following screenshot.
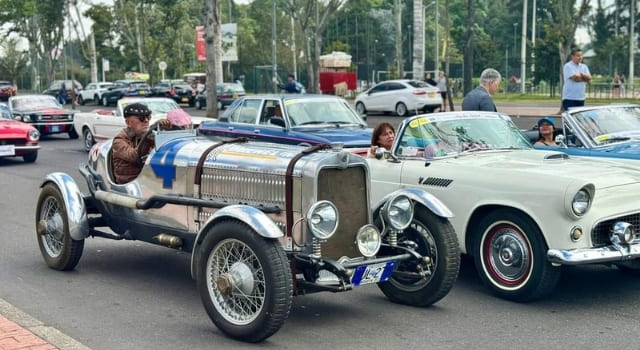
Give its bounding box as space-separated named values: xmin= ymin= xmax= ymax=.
xmin=136 ymin=120 xmax=161 ymax=167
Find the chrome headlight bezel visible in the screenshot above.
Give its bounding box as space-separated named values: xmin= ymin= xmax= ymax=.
xmin=28 ymin=129 xmax=40 ymax=141
xmin=21 ymin=115 xmax=30 ymax=122
xmin=381 ymin=194 xmax=414 ymax=230
xmin=306 ymin=200 xmax=339 ymax=240
xmin=355 ymin=224 xmax=382 ymax=258
xmin=571 ymin=188 xmax=591 ymax=217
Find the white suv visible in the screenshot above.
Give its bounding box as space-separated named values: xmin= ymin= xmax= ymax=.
xmin=78 ymin=82 xmax=114 ymax=105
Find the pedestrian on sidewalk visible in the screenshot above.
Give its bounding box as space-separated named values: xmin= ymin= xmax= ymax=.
xmin=562 ymin=48 xmax=591 ymax=111
xmin=461 ymin=68 xmax=501 ymax=112
xmin=437 ymin=71 xmax=448 ymax=112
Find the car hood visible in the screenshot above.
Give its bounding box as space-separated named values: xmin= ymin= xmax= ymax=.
xmin=434 ymin=149 xmax=640 ymax=189
xmin=291 ymin=126 xmax=372 ymax=147
xmin=0 ymin=119 xmax=34 ymax=136
xmin=12 ymin=107 xmax=70 ymax=115
xmin=595 ymin=140 xmax=640 ymax=155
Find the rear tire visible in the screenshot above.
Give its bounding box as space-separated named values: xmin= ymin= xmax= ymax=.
xmin=378 ymin=208 xmax=460 ymax=306
xmin=473 ymin=209 xmax=560 ymax=302
xmin=196 ymin=220 xmax=292 ymax=342
xmin=102 ymin=96 xmax=108 ymax=106
xmin=78 ymin=96 xmax=85 ymax=105
xmin=395 ymin=102 xmax=408 ymax=117
xmin=83 ymin=128 xmax=95 ymax=152
xmin=35 ymin=183 xmax=84 ymax=270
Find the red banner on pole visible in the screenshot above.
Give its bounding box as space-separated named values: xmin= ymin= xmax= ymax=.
xmin=196 ymin=26 xmax=206 ymax=62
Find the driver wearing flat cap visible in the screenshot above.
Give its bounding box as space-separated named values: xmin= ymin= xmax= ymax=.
xmin=112 ymin=103 xmax=171 ymax=184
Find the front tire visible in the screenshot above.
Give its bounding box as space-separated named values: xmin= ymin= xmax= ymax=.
xmin=473 ymin=209 xmax=560 ymax=302
xmin=23 ymin=151 xmax=38 ymax=163
xmin=68 ymin=127 xmax=79 ymax=139
xmin=83 ymin=128 xmax=95 ymax=151
xmin=102 ymin=96 xmax=108 ymax=106
xmin=78 ymin=95 xmax=85 ymax=105
xmin=196 ymin=220 xmax=293 ymax=342
xmin=355 ymin=102 xmax=367 ymax=115
xmin=195 ymin=99 xmax=202 ymax=110
xmin=378 ymin=208 xmax=460 ymax=306
xmin=395 ymin=102 xmax=408 ymax=117
xmin=35 ymin=183 xmax=85 ymax=270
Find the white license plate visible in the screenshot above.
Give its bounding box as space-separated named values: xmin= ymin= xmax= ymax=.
xmin=428 ymin=92 xmax=435 ymax=97
xmin=50 ymin=125 xmax=60 ymax=132
xmin=0 ymin=145 xmax=15 ymax=156
xmin=351 ymin=261 xmax=397 ymax=286
xmin=181 ymin=97 xmax=189 ymax=102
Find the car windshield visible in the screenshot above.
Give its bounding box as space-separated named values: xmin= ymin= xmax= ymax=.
xmin=570 ymin=106 xmax=640 ymax=145
xmin=132 ymin=83 xmax=150 ymax=89
xmin=284 ymin=98 xmax=366 ymax=127
xmin=12 ymin=96 xmax=60 ymax=110
xmin=406 ymin=80 xmax=430 ymax=88
xmin=0 ymin=105 xmax=10 ymax=119
xmin=121 ymin=100 xmax=179 ymax=114
xmin=397 ymin=115 xmax=532 ymax=159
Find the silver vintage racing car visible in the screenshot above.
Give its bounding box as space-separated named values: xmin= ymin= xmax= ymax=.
xmin=34 ymin=125 xmax=460 ymax=342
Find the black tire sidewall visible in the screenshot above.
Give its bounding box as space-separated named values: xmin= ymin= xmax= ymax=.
xmin=473 ymin=209 xmax=559 ymax=301
xmin=35 ymin=184 xmax=84 ymax=270
xmin=378 ymin=208 xmax=460 ymax=306
xmin=196 ymin=220 xmax=292 ymax=342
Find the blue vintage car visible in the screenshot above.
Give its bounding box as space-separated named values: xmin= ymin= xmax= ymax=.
xmin=526 ymin=104 xmax=640 ymax=160
xmin=198 ymin=94 xmax=373 ymax=148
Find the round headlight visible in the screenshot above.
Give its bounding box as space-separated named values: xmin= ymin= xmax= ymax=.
xmin=356 ymin=224 xmax=381 ymax=258
xmin=306 ymin=200 xmax=338 ymax=240
xmin=572 ymin=189 xmax=591 ymax=216
xmin=611 ymin=222 xmax=634 ymax=244
xmin=21 ymin=115 xmax=30 ymax=122
xmin=28 ymin=129 xmax=40 ymax=140
xmin=382 ymin=195 xmax=414 ymax=230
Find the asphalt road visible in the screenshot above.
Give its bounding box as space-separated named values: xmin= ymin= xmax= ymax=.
xmin=1 ymin=105 xmax=639 ymax=349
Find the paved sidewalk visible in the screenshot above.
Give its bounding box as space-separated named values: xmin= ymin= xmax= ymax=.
xmin=0 ymin=299 xmax=89 ymax=350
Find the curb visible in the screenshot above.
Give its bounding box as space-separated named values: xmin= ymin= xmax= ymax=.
xmin=0 ymin=298 xmax=90 ymax=350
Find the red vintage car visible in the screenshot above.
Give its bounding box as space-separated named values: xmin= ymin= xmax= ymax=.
xmin=0 ymin=103 xmax=40 ymax=162
xmin=0 ymin=81 xmax=17 ymax=101
xmin=8 ymin=95 xmax=78 ymax=139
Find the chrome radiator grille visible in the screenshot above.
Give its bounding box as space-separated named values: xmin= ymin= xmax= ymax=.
xmin=199 ymin=166 xmax=287 ymax=207
xmin=317 ymin=166 xmax=368 ymax=259
xmin=591 ymin=212 xmax=640 ymax=246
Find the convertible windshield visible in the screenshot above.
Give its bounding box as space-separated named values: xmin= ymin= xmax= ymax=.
xmin=285 ymin=99 xmax=366 ymax=127
xmin=571 ymin=107 xmax=640 ymax=145
xmin=121 ymin=100 xmax=179 ymax=114
xmin=397 ymin=116 xmax=531 ymax=158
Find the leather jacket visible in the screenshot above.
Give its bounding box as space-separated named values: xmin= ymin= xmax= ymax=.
xmin=112 ymin=128 xmax=153 ymax=184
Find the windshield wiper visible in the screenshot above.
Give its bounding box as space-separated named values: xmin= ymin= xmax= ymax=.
xmin=327 ymin=121 xmax=365 ymax=128
xmin=297 ymin=121 xmax=328 ymax=126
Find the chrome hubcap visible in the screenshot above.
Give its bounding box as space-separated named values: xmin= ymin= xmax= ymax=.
xmin=487 ymin=226 xmax=530 ymax=285
xmin=207 ymin=239 xmax=265 ymax=325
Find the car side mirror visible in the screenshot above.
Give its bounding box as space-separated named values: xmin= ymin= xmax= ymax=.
xmin=269 ymin=117 xmax=285 ymax=128
xmin=374 ymin=147 xmax=388 ymax=160
xmin=554 ymin=134 xmax=566 ymax=148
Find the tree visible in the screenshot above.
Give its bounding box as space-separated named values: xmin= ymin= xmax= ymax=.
xmin=0 ymin=37 xmax=29 ymax=85
xmin=281 ymin=0 xmax=347 ymax=93
xmin=204 ymin=0 xmax=220 ymax=118
xmin=544 ymin=0 xmax=592 ymax=90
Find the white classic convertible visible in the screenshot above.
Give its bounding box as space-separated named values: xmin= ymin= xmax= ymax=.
xmin=73 ymin=97 xmax=208 ymax=151
xmin=368 ymin=111 xmax=640 ymax=301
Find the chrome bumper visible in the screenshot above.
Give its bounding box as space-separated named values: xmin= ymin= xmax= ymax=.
xmin=547 ymin=243 xmax=640 ymax=265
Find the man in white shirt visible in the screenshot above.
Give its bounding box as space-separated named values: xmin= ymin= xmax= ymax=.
xmin=562 ymin=48 xmax=591 ymax=111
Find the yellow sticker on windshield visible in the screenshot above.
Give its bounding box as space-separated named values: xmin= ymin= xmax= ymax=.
xmin=595 ymin=134 xmax=610 ymax=142
xmin=409 ymin=117 xmax=429 ymax=128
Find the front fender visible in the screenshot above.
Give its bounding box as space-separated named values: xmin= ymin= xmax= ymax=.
xmin=40 ymin=172 xmax=89 ymax=240
xmin=190 ymin=205 xmax=284 ymax=279
xmin=373 ymin=187 xmax=454 ymax=218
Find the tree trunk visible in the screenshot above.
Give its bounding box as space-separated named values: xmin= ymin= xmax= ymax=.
xmin=463 ymin=0 xmax=474 ymax=95
xmin=205 ymin=0 xmax=219 ymax=118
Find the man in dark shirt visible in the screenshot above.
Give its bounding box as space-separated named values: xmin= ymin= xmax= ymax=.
xmin=461 ymin=68 xmax=501 ymax=112
xmin=275 ymin=74 xmax=302 ymax=93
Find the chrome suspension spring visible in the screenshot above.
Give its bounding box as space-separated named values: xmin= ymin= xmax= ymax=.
xmin=312 ymin=238 xmax=322 ymax=257
xmin=388 ymin=231 xmax=398 ymax=247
